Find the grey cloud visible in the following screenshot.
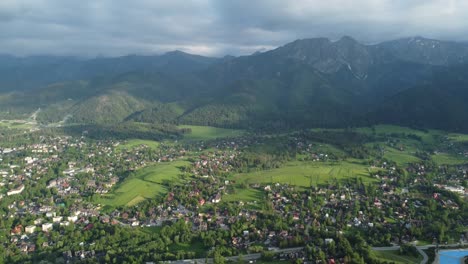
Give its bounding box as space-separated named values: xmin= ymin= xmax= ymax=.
xmin=0 ymin=0 xmax=467 ymax=57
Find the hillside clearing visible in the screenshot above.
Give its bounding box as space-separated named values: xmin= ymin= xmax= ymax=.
xmin=179 ymin=125 xmax=244 ymax=141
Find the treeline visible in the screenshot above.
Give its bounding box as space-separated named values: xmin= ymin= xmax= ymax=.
xmin=61 ymin=122 xmax=190 ymax=141
xmin=299 ymin=130 xmax=377 ymax=159
xmin=4 ymin=219 xmax=200 ymax=263
xmin=179 ymin=104 xmax=250 ymax=128
xmin=125 ymin=104 xmax=180 ymax=124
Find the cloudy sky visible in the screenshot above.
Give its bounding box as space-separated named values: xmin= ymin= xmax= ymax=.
xmin=1 ymin=0 xmax=467 ymax=57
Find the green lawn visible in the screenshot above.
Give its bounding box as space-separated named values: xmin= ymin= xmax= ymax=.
xmin=97 ymin=160 xmax=189 ymax=207
xmin=373 ymin=250 xmax=422 ymax=264
xmin=231 ymin=160 xmax=376 ymax=188
xmin=116 ymin=139 xmax=160 ymax=151
xmin=224 ymin=188 xmax=264 ymax=203
xmin=223 ymin=187 xmax=265 ymax=209
xmin=179 ymin=125 xmax=244 ymax=141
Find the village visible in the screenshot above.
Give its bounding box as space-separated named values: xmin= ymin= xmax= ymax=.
xmin=0 ymin=129 xmax=467 ymax=263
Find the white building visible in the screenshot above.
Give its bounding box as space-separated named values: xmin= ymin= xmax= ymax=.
xmin=46 ymin=212 xmax=56 ymax=218
xmin=42 ymin=223 xmax=53 ymax=232
xmin=7 ymin=185 xmax=25 ymax=196
xmin=443 ymin=186 xmax=464 ymax=194
xmin=47 ymin=180 xmax=57 ymax=188
xmin=25 ymin=225 xmax=36 ymax=234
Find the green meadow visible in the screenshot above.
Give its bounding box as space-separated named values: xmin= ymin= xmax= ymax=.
xmin=100 ymin=125 xmax=468 ymax=207
xmin=97 ymin=160 xmax=189 ymax=207
xmin=224 ymin=188 xmax=264 ymax=203
xmin=179 ymin=125 xmax=244 ymax=141
xmin=383 ymin=147 xmax=421 ymax=166
xmin=431 ymin=153 xmax=467 ymax=165
xmin=447 ymin=133 xmax=468 ymax=142
xmin=116 ymin=139 xmax=160 ymax=151
xmin=231 ymin=160 xmax=377 ymax=188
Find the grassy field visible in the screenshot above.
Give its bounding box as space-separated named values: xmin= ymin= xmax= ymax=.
xmin=231 ymin=160 xmax=376 ymax=188
xmin=224 ymin=188 xmax=264 ymax=202
xmin=358 ymin=125 xmax=427 ymax=135
xmin=179 ymin=125 xmax=244 ymax=141
xmin=383 ymin=147 xmax=421 ymax=165
xmin=356 ymin=125 xmax=441 ymax=143
xmin=168 ymin=241 xmax=207 ymax=256
xmin=0 ymin=120 xmax=34 ymax=130
xmin=102 ymin=125 xmax=467 ymax=207
xmin=448 ymin=133 xmax=468 ymax=142
xmin=373 ymin=250 xmax=422 ymax=264
xmin=97 ymin=160 xmax=189 ymax=207
xmin=116 ymin=139 xmax=160 ymax=151
xmin=223 ymin=187 xmax=265 ymax=209
xmin=431 ymin=153 xmax=467 ymax=165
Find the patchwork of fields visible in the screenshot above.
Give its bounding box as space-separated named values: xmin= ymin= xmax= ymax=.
xmin=99 ymin=124 xmax=467 ymax=208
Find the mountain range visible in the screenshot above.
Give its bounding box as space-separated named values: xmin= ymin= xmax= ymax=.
xmin=1 ymin=36 xmax=468 ymax=132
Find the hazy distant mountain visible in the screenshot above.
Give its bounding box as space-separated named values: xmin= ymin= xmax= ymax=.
xmin=1 ymin=36 xmax=468 ymax=131
xmin=371 ymin=37 xmax=468 ymax=66
xmin=270 ymin=36 xmax=372 ymax=78
xmin=0 ymin=51 xmax=218 ymax=92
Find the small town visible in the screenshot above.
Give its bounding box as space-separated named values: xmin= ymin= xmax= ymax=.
xmin=0 ymin=126 xmax=467 ymax=263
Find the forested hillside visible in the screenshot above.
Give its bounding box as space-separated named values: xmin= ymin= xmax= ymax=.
xmin=1 ymin=36 xmax=468 ymax=132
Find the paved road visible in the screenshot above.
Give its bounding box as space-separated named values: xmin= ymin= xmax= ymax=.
xmin=170 ymin=247 xmax=304 ymax=264
xmin=372 ymin=245 xmax=401 ymax=251
xmin=416 ymin=247 xmax=428 ymax=264
xmin=171 ymin=244 xmax=464 ymax=264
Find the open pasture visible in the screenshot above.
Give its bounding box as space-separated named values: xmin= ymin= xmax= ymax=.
xmin=97 ymin=160 xmax=189 ymax=207
xmin=231 ymin=160 xmax=376 ymax=188
xmin=178 ymin=125 xmax=244 ymax=141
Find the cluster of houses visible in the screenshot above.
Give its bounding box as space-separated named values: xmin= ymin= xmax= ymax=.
xmin=8 ymin=198 xmax=101 ymax=254
xmin=1 ymin=131 xmax=467 ymax=261
xmin=1 ymin=136 xmax=190 ymax=255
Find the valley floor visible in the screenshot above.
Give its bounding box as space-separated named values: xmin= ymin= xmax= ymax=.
xmin=0 ymin=123 xmax=466 ymax=263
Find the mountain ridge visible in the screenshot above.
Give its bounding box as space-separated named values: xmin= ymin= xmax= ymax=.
xmin=1 ymin=36 xmax=468 ymax=132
